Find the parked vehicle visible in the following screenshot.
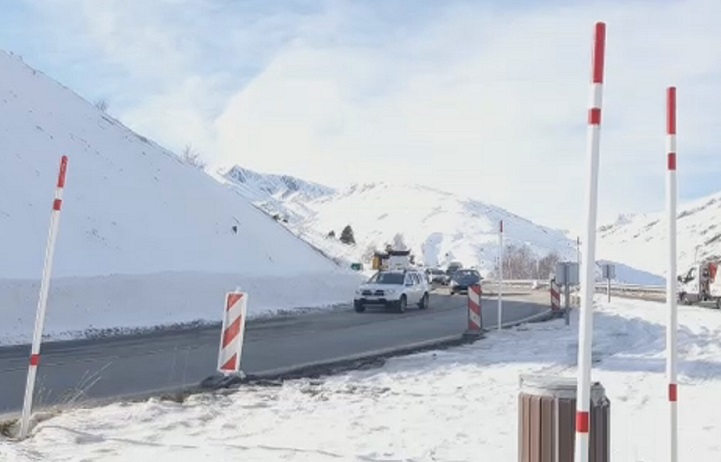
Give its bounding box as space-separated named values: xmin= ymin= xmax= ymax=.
xmin=449 ymin=269 xmax=482 ymax=295
xmin=354 ymin=268 xmax=430 ymax=313
xmin=677 ymin=261 xmax=721 ymax=308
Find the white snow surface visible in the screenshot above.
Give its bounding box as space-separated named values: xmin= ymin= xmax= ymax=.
xmin=0 ymin=50 xmax=361 ymax=344
xmin=4 ymin=295 xmax=721 ymax=461
xmin=598 ymin=191 xmax=721 ymax=280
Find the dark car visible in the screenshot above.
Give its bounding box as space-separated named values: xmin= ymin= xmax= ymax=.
xmin=449 ymin=269 xmax=482 ymax=294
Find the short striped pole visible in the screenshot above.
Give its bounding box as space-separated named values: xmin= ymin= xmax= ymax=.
xmin=217 ymin=290 xmax=248 ymax=375
xmin=19 ymin=155 xmax=68 ymax=439
xmin=574 ymin=22 xmax=606 ymax=462
xmin=466 ymin=284 xmax=482 ymax=333
xmin=551 ymin=281 xmax=561 ymax=312
xmin=666 ymin=86 xmax=679 ymax=462
xmin=497 ymin=220 xmax=503 ymax=331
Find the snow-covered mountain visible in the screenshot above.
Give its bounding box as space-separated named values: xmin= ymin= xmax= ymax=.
xmin=220 ymin=166 xmax=670 ymax=284
xmin=220 ymin=167 xmax=574 ymax=274
xmin=598 ymin=191 xmax=721 ymax=280
xmin=217 ymin=165 xmax=336 ymax=225
xmin=0 ymin=50 xmax=359 ymax=343
xmin=223 ymin=165 xmax=334 ymax=202
xmin=304 ymin=182 xmax=580 ymax=273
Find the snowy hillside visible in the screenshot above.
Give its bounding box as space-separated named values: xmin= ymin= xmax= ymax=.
xmin=0 ymin=50 xmax=359 ymax=343
xmin=598 ymin=191 xmax=721 ymax=280
xmin=220 ymin=167 xmax=667 ymax=284
xmin=300 ymin=182 xmax=579 ymax=274
xmin=220 ymin=168 xmax=576 ymax=273
xmin=223 ymin=165 xmax=334 ymax=201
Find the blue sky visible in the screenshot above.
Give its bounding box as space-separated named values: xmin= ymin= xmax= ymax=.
xmin=2 ymin=0 xmax=721 ymax=233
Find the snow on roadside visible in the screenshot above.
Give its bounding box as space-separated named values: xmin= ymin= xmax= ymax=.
xmin=3 ymin=295 xmax=721 ymax=461
xmin=0 ymin=270 xmax=362 ymax=346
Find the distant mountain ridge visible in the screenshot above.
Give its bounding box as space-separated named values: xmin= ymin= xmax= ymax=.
xmin=224 ymin=165 xmax=335 ymax=201
xmin=598 ymin=190 xmax=721 ymax=279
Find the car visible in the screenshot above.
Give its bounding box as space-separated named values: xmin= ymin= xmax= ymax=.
xmin=354 ymin=268 xmax=430 ymax=313
xmin=425 ymin=267 xmax=448 ymax=285
xmin=449 ymin=269 xmax=482 ymax=295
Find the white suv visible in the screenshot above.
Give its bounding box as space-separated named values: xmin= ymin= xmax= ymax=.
xmin=353 ymin=268 xmax=430 ymax=313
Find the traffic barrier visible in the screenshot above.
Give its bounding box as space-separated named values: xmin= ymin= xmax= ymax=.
xmin=217 ymin=290 xmax=248 ymax=375
xmin=551 ymin=282 xmax=561 ymax=312
xmin=465 ymin=283 xmax=483 ymax=336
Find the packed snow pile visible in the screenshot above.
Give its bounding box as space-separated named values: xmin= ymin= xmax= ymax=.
xmin=598 ymin=191 xmax=721 ymax=280
xmin=0 ymin=50 xmax=361 ymax=344
xmin=3 ymin=295 xmax=720 ymax=460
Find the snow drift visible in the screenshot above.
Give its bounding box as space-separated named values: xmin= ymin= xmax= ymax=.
xmin=0 ymin=50 xmax=360 ymax=344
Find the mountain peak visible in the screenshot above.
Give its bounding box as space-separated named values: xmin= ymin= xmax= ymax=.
xmin=223 ymin=165 xmax=335 ymax=200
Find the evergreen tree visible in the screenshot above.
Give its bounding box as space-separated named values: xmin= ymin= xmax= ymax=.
xmin=340 ymin=225 xmax=356 ymax=245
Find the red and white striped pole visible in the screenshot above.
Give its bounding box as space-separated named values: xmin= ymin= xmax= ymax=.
xmin=550 ymin=281 xmax=561 ymax=312
xmin=574 ymin=22 xmax=606 ymax=462
xmin=19 ymin=155 xmax=68 ymax=439
xmin=666 ymin=86 xmax=679 ymax=462
xmin=497 ymin=219 xmax=503 ymax=331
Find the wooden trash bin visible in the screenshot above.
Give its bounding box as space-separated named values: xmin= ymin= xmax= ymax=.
xmin=518 ymin=374 xmax=610 ymax=462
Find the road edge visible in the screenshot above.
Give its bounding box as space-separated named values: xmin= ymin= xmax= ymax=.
xmin=0 ymin=305 xmax=553 ymax=434
xmin=199 ymin=306 xmax=554 ymax=391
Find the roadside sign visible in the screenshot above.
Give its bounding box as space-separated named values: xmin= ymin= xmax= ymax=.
xmin=555 ymin=262 xmax=580 ymax=286
xmin=602 ymin=263 xmax=616 ymax=280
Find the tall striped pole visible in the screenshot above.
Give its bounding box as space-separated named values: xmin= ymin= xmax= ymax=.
xmin=497 ymin=219 xmax=503 ymax=331
xmin=666 ymin=86 xmax=678 ymax=462
xmin=574 ymin=22 xmax=606 ymax=462
xmin=19 ymin=155 xmax=68 ymax=439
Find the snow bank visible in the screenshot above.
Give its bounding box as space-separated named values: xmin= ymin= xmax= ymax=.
xmin=0 ymin=50 xmax=361 ymax=343
xmin=0 ymin=270 xmax=361 ymax=346
xmin=4 ymin=295 xmax=721 ymax=460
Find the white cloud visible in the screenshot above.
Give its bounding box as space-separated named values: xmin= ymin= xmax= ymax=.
xmin=210 ymin=0 xmax=721 ymax=234
xmin=17 ymin=0 xmax=721 ymax=234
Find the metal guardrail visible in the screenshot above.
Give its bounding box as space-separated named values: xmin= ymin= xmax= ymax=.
xmin=482 ymin=279 xmax=667 ymax=295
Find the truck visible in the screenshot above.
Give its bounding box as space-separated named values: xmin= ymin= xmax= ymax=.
xmin=371 ymin=249 xmax=413 ymax=271
xmin=677 ymin=261 xmax=721 ymax=308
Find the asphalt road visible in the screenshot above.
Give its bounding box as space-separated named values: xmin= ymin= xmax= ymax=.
xmin=0 ymin=290 xmax=549 ymax=417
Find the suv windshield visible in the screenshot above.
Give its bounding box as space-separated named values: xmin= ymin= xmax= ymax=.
xmin=368 ymin=272 xmax=404 ymax=285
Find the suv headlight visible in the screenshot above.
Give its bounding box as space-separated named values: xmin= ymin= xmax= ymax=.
xmin=385 ymin=289 xmax=396 ymax=295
